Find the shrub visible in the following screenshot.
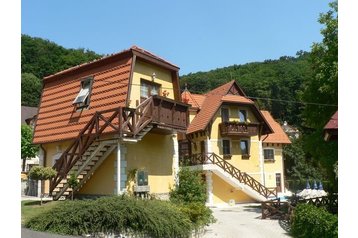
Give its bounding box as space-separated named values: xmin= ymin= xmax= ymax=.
xmin=291 ymin=204 xmax=338 ymax=238
xmin=178 ymin=202 xmax=216 ymax=231
xmin=25 ymin=195 xmax=192 ymax=237
xmin=170 ymin=167 xmax=206 ymax=204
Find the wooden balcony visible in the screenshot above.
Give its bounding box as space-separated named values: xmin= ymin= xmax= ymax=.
xmin=219 ymin=121 xmax=259 ymax=136
xmin=150 ymin=95 xmax=189 ymax=132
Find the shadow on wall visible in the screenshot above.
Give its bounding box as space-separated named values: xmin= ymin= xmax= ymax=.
xmin=126 ymin=133 xmax=174 ymax=176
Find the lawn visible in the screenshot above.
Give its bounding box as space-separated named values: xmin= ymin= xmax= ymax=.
xmin=21 ymin=200 xmax=59 ymax=224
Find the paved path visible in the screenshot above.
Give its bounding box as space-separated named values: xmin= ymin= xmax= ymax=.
xmin=21 ymin=226 xmax=81 ymax=238
xmin=201 ymin=204 xmax=291 ymax=238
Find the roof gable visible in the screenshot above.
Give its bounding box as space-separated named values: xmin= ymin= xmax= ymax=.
xmin=261 ymin=111 xmax=291 ymax=144
xmin=186 ymin=80 xmax=273 ymax=135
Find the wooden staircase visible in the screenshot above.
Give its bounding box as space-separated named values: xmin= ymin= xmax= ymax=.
xmin=50 ymin=96 xmax=189 ymax=200
xmin=182 ymin=153 xmax=277 ymax=200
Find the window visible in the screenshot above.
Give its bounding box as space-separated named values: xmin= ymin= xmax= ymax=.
xmin=222 ymin=139 xmax=231 ymax=159
xmin=263 ymin=148 xmax=275 ymax=161
xmin=221 ymin=108 xmax=229 ymax=122
xmin=239 ymin=110 xmax=247 ymax=122
xmin=140 ymin=79 xmax=160 ymax=101
xmin=137 ymin=170 xmax=148 ymax=186
xmin=240 ymin=140 xmax=249 ymax=159
xmin=73 ymin=77 xmax=93 ymax=108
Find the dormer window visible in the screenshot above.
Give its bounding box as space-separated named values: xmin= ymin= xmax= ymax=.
xmin=73 ymin=77 xmax=93 ymax=108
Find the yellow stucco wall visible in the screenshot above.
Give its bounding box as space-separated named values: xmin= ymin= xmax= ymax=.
xmin=189 ymin=104 xmax=286 ymax=203
xmin=129 ymin=60 xmax=175 ymax=108
xmin=126 ymin=132 xmax=175 ymax=194
xmin=212 ymin=173 xmax=255 ymax=204
xmin=262 ymin=143 xmax=285 ymax=191
xmin=42 ymin=140 xmax=73 ymax=194
xmin=78 ymin=151 xmax=116 ymax=195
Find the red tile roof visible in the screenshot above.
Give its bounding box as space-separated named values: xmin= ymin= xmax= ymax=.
xmin=185 ymin=81 xmax=273 ymax=135
xmin=33 ymin=46 xmax=180 ymax=144
xmin=324 ymin=111 xmax=338 ymax=130
xmin=181 ymin=90 xmax=206 ymax=109
xmin=261 ymin=111 xmax=291 ymax=144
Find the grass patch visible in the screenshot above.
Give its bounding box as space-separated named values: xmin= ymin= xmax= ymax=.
xmin=21 ymin=200 xmax=59 ymax=224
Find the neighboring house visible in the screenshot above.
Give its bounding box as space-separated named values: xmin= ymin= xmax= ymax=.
xmin=32 ymin=46 xmax=189 ymax=200
xmin=21 ymin=106 xmax=39 ymax=172
xmin=281 ymin=121 xmax=300 ymax=140
xmin=323 ymin=111 xmax=338 ymax=141
xmin=180 ymin=81 xmax=291 ymax=206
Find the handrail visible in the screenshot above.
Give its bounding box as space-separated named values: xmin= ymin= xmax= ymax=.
xmin=50 ymin=97 xmax=154 ymax=194
xmin=182 ymin=153 xmax=277 ymax=199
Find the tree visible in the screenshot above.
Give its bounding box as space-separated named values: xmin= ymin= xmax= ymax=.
xmin=21 ymin=73 xmax=42 ymax=107
xmin=21 ymin=125 xmax=39 ymax=172
xmin=300 ymin=1 xmax=338 ymax=192
xmin=28 ymin=166 xmax=56 ymax=205
xmin=68 ymin=173 xmax=79 ymax=200
xmin=301 ymin=1 xmax=338 ymax=129
xmin=170 ymin=168 xmax=206 ymax=204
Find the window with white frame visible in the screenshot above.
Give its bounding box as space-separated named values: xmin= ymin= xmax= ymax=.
xmin=239 ymin=110 xmax=247 ymax=122
xmin=73 ymin=77 xmax=93 ymax=108
xmin=263 ymin=148 xmax=275 ymax=161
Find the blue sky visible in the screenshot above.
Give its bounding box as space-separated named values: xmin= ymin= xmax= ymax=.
xmin=21 ymin=0 xmax=331 ymax=75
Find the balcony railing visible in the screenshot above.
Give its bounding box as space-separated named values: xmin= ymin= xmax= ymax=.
xmin=150 ymin=95 xmax=189 ymax=132
xmin=219 ymin=121 xmax=259 ymax=136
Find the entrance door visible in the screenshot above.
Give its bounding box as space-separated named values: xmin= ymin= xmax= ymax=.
xmin=275 ymin=173 xmax=282 ymax=193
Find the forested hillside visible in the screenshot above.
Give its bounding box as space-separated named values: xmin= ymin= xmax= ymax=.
xmin=180 ymin=51 xmax=312 ymax=127
xmin=21 ymin=34 xmax=102 ymax=107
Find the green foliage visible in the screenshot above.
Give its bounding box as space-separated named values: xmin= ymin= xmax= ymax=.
xmin=291 ymin=204 xmax=338 ymax=238
xmin=177 ymin=202 xmax=216 ymax=232
xmin=21 ymin=125 xmax=39 ymax=172
xmin=68 ymin=173 xmax=79 ymax=189
xmin=170 ymin=168 xmax=207 ymax=204
xmin=21 ymin=34 xmax=102 ymax=80
xmin=25 ymin=195 xmax=192 ymax=237
xmin=301 ymin=1 xmax=338 ymax=129
xmin=21 ymin=73 xmax=42 ymax=107
xmin=28 ymin=166 xmax=56 ymax=181
xmin=180 ymin=52 xmax=312 ymax=126
xmin=296 ymin=1 xmax=338 ymax=193
xmin=283 ymin=139 xmax=323 ymax=183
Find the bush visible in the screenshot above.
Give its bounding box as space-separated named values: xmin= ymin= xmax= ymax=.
xmin=28 ymin=166 xmax=56 ymax=181
xmin=291 ymin=204 xmax=338 ymax=238
xmin=170 ymin=168 xmax=206 ymax=204
xmin=25 ymin=195 xmax=192 ymax=237
xmin=178 ymin=202 xmax=216 ymax=231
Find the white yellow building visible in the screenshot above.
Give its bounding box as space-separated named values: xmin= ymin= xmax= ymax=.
xmin=33 ymin=46 xmax=189 ymax=200
xmin=180 ymin=81 xmax=291 ymax=206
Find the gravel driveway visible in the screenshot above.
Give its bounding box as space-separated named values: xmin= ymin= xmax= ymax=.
xmin=201 ymin=204 xmax=291 ymax=238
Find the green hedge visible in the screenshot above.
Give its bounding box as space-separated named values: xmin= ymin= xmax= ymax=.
xmin=291 ymin=204 xmax=338 ymax=238
xmin=25 ymin=195 xmax=192 ymax=237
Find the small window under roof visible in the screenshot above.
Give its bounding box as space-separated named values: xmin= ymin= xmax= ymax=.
xmin=73 ymin=77 xmax=92 ymax=108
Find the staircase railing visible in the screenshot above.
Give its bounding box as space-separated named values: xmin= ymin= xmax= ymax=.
xmin=182 ymin=153 xmax=277 ymax=199
xmin=50 ymin=97 xmax=154 ymax=194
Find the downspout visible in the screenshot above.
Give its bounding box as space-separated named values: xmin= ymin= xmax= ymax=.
xmin=260 ymin=134 xmax=269 ymax=186
xmin=39 ymin=144 xmax=47 ymax=197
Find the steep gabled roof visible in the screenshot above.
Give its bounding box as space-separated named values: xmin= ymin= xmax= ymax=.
xmin=186 ymin=81 xmax=273 ymax=135
xmin=33 ymin=46 xmax=179 ymax=144
xmin=261 ymin=111 xmax=291 ymax=144
xmin=181 ymin=90 xmax=206 ymax=109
